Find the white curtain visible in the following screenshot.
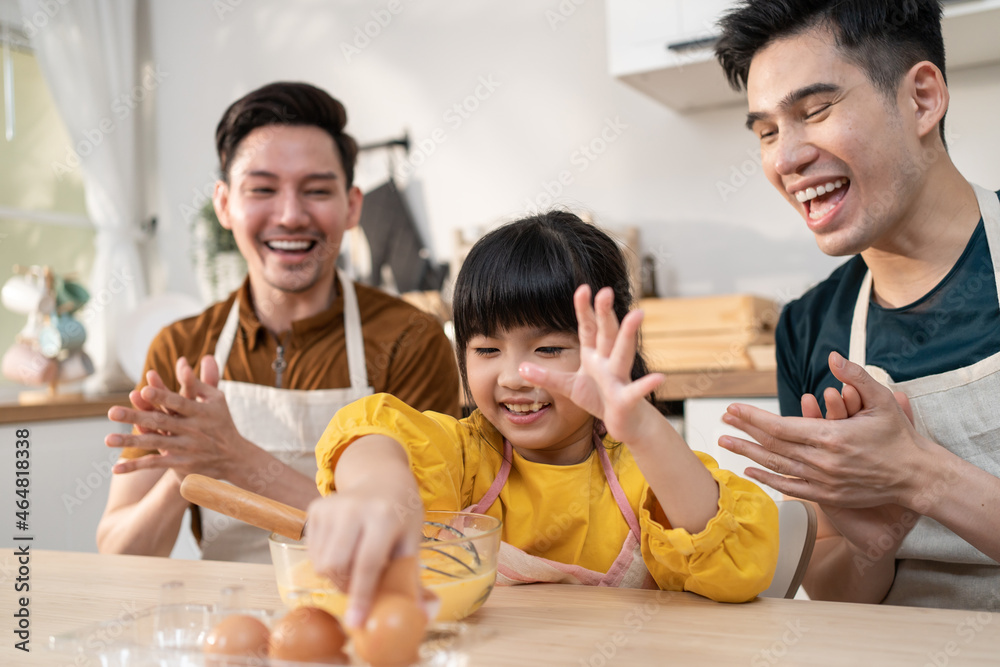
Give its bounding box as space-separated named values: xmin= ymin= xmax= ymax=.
xmin=20 ymin=0 xmax=148 ymax=393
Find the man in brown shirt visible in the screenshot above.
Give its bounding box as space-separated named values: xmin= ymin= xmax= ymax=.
xmin=96 ymin=82 xmax=460 ymax=562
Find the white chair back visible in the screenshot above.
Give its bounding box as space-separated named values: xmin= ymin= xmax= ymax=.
xmin=760 ymin=499 xmax=818 ymax=599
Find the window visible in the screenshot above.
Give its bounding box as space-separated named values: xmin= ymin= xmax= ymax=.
xmin=0 ymin=31 xmax=94 ymax=397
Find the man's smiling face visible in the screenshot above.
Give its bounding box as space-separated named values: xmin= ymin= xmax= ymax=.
xmin=747 ymin=26 xmax=925 ymax=257
xmin=215 ymin=124 xmax=362 ymax=295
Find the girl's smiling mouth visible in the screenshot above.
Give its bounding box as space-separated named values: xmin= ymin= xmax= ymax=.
xmin=504 ymin=401 xmax=548 ymax=413
xmin=501 ymin=401 xmax=551 ymax=424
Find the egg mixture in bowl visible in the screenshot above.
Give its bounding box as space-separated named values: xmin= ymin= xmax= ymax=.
xmin=270 ymin=511 xmax=502 ymax=622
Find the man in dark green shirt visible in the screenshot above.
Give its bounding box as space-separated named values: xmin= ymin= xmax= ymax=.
xmin=714 ymin=0 xmax=1000 ymax=611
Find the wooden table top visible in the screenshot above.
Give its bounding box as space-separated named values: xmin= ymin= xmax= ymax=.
xmin=5 ymin=549 xmax=999 ymax=666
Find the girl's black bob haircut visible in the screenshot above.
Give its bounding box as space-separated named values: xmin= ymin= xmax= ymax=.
xmin=453 ymin=210 xmax=651 ymax=403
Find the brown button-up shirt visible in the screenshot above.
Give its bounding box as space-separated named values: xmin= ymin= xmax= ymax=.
xmin=122 ymin=275 xmax=460 ymax=459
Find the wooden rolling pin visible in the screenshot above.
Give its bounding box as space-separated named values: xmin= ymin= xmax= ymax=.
xmin=179 ymin=473 xmax=307 ymax=540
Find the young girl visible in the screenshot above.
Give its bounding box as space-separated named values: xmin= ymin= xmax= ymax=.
xmin=306 ymin=211 xmax=778 ymax=627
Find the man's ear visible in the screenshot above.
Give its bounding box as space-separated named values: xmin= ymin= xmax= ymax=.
xmin=906 ymin=61 xmax=949 ymax=140
xmin=345 ymin=185 xmax=364 ymax=231
xmin=213 ymin=180 xmax=232 ymax=230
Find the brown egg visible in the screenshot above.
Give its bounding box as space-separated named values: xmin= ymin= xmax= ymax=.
xmin=352 ymin=593 xmax=426 ymax=667
xmin=269 ymin=606 xmax=349 ymax=664
xmin=202 ymin=614 xmax=270 ymax=658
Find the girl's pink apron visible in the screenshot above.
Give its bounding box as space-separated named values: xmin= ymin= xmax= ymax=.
xmin=466 ymin=435 xmax=657 ymax=588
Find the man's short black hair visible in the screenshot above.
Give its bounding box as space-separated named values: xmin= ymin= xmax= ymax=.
xmin=215 ymin=81 xmax=358 ymax=187
xmin=716 ymin=1 xmax=946 ymax=139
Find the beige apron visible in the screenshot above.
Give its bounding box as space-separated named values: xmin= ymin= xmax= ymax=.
xmin=467 ymin=435 xmax=657 ymax=589
xmin=198 ymin=270 xmax=374 ymax=563
xmin=848 ymin=184 xmax=1000 ymax=610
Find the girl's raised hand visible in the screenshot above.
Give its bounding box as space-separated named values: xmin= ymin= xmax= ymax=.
xmin=518 ymin=285 xmax=664 ymax=443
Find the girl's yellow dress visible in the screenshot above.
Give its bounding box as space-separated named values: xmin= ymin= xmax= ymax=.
xmin=316 ymin=394 xmax=779 ymax=603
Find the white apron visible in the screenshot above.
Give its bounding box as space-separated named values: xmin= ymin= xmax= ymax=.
xmin=197 ymin=270 xmax=374 ymax=563
xmin=467 ymin=435 xmax=657 ymax=589
xmin=848 ymin=184 xmax=1000 ymax=610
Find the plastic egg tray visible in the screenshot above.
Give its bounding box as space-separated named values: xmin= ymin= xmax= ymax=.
xmin=47 ymin=582 xmax=476 ymax=667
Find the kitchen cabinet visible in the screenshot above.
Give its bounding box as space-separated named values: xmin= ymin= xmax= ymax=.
xmin=607 ymin=0 xmax=1000 ymax=112
xmin=606 ymin=0 xmax=738 ymax=112
xmin=647 ymin=367 xmax=780 ymax=500
xmin=683 ymin=396 xmax=782 ymax=503
xmin=941 ymin=0 xmax=1000 ymax=72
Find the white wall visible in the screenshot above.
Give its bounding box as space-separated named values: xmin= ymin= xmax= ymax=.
xmin=147 ymin=0 xmax=1000 ymax=305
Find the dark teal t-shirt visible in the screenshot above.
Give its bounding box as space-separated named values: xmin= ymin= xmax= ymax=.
xmin=776 ymin=190 xmax=1000 ymax=417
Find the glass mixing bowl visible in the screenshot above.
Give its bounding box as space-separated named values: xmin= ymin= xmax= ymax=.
xmin=270 ymin=511 xmax=501 ymax=622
